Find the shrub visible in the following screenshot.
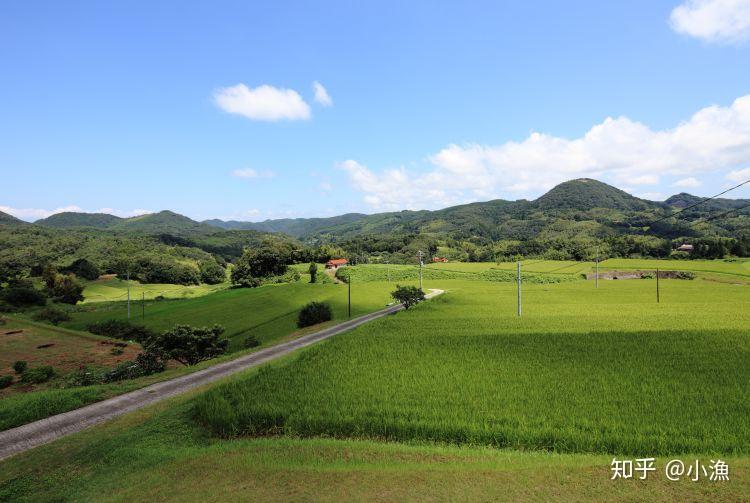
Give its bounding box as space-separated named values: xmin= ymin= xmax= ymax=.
xmin=86 ymin=319 xmax=155 ymax=343
xmin=243 ymin=335 xmax=260 ymax=349
xmin=20 ymin=366 xmax=56 ymax=384
xmin=0 ymin=375 xmax=12 ymax=389
xmin=0 ymin=287 xmax=46 ymax=307
xmin=297 ymin=301 xmax=333 ymax=328
xmin=12 ymin=361 xmax=27 ymax=374
xmin=391 ymin=285 xmax=426 ymax=309
xmin=145 ymin=325 xmax=228 ymax=366
xmin=67 ymin=366 xmax=105 ymax=387
xmin=309 ymin=263 xmax=318 ymax=283
xmin=199 ymin=260 xmax=226 ymax=284
xmin=102 ymin=350 xmax=166 ymax=382
xmin=33 ymin=306 xmax=71 ymax=325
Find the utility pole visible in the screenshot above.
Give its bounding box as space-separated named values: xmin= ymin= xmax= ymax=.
xmin=595 ymin=245 xmax=599 ymax=289
xmin=348 ymin=272 xmax=351 ymax=318
xmin=142 ymin=292 xmax=145 ymax=319
xmin=417 ymin=250 xmax=424 ymax=290
xmin=386 ymin=258 xmax=390 ymax=282
xmin=517 ymin=260 xmax=522 ymax=317
xmin=126 ymin=271 xmax=131 ymax=319
xmin=656 ymin=268 xmax=660 ymax=303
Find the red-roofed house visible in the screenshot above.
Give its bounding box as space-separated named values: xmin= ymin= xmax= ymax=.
xmin=325 ymin=258 xmax=348 ymax=269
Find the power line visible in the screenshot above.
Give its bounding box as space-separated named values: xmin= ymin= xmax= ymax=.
xmin=647 ymin=178 xmax=750 ymax=227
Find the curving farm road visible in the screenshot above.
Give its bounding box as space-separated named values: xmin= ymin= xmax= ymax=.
xmin=0 ymin=289 xmax=444 ymax=461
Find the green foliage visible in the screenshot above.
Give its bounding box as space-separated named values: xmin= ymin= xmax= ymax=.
xmin=0 ymin=286 xmax=46 ymax=307
xmin=297 ymin=301 xmax=333 ymax=328
xmin=50 ymin=273 xmax=85 ymax=304
xmin=0 ymin=375 xmax=12 ymax=389
xmin=390 ymin=285 xmax=425 ymax=309
xmin=119 ymin=256 xmax=200 ymax=285
xmin=20 ymin=366 xmax=56 ymax=384
xmin=33 ymin=306 xmax=71 ymax=325
xmin=86 ymin=319 xmax=155 ymax=343
xmin=243 ymin=335 xmax=260 ymax=349
xmin=62 ymin=258 xmax=101 ymax=280
xmin=231 ymin=241 xmax=293 ymax=286
xmin=102 ymin=352 xmax=166 ymax=382
xmin=198 ymin=260 xmax=226 ymax=284
xmin=308 ymin=262 xmax=317 ymax=283
xmin=12 ymin=361 xmax=27 ymax=374
xmin=145 ymin=325 xmax=228 ymax=366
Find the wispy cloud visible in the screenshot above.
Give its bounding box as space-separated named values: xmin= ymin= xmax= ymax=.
xmin=670 ymin=0 xmax=750 ymax=44
xmin=672 ymin=177 xmax=702 ymax=188
xmin=214 ymin=83 xmax=311 ymax=121
xmin=231 ymin=168 xmax=275 ymax=179
xmin=340 ymin=94 xmax=750 ymax=210
xmin=313 ymin=81 xmax=333 ymax=107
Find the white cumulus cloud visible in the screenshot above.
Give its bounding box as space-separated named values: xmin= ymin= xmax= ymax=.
xmin=231 ymin=168 xmax=275 ymax=179
xmin=670 ymin=0 xmax=750 ymax=43
xmin=726 ymin=166 xmax=750 ymax=181
xmin=672 ymin=177 xmax=703 ymax=188
xmin=214 ymin=84 xmax=311 ymax=121
xmin=313 ymin=81 xmax=333 ymax=107
xmin=340 ymin=94 xmax=750 ymax=210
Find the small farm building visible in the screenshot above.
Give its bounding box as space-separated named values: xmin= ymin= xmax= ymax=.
xmin=325 ymin=258 xmax=348 ymax=269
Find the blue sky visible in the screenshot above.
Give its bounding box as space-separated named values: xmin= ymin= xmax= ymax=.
xmin=2 ymin=0 xmax=750 ymax=221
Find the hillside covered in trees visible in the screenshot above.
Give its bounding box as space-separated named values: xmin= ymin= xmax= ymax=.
xmin=2 ymin=179 xmax=750 ymax=287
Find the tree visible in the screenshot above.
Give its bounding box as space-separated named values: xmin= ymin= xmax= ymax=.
xmin=231 ymin=243 xmax=291 ymax=287
xmin=391 ymin=285 xmax=425 ymax=309
xmin=308 ymin=262 xmax=318 ymax=283
xmin=64 ymin=258 xmax=100 ymax=280
xmin=199 ymin=260 xmax=226 ymax=284
xmin=42 ymin=263 xmax=58 ymax=290
xmin=51 ymin=273 xmax=85 ymax=304
xmin=145 ymin=324 xmax=228 ymax=366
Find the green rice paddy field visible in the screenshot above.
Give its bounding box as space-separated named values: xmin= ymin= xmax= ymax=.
xmin=3 ymin=259 xmax=750 ymax=500
xmin=195 ymin=278 xmax=750 ymax=455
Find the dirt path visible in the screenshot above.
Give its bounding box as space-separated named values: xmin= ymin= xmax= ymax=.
xmin=0 ymin=289 xmax=444 ymax=461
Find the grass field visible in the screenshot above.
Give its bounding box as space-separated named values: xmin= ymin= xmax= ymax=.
xmin=195 ymin=278 xmax=750 ymax=455
xmin=428 ymin=259 xmax=595 ymax=275
xmin=1 ymin=365 xmax=748 ymax=501
xmin=81 ymin=276 xmax=228 ymax=304
xmin=599 ymin=258 xmax=750 ymax=277
xmin=3 ymin=259 xmax=750 ymax=499
xmin=65 ymin=281 xmax=399 ymax=351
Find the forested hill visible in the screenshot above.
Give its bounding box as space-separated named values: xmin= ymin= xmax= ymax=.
xmin=201 ymin=178 xmax=749 ymax=243
xmin=36 ymin=210 xmax=218 ymax=236
xmin=0 ymin=210 xmax=26 ymax=226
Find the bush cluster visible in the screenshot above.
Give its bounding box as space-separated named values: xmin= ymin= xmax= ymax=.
xmin=20 ymin=366 xmax=56 ymax=384
xmin=33 ymin=306 xmax=71 ymax=325
xmin=297 ymin=301 xmax=333 ymax=328
xmin=86 ymin=319 xmax=155 ymax=343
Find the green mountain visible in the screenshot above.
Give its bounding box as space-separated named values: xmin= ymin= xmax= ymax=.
xmin=35 ymin=212 xmax=123 ymax=229
xmin=0 ymin=210 xmax=26 ymax=226
xmin=204 ymin=213 xmax=367 ymax=236
xmin=112 ymin=211 xmax=217 ymax=235
xmin=535 ymin=178 xmax=653 ymax=212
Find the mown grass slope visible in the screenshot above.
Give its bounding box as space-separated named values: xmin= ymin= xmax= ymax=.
xmin=196 ymin=279 xmax=750 ymax=454
xmin=66 ymin=281 xmax=397 ymax=351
